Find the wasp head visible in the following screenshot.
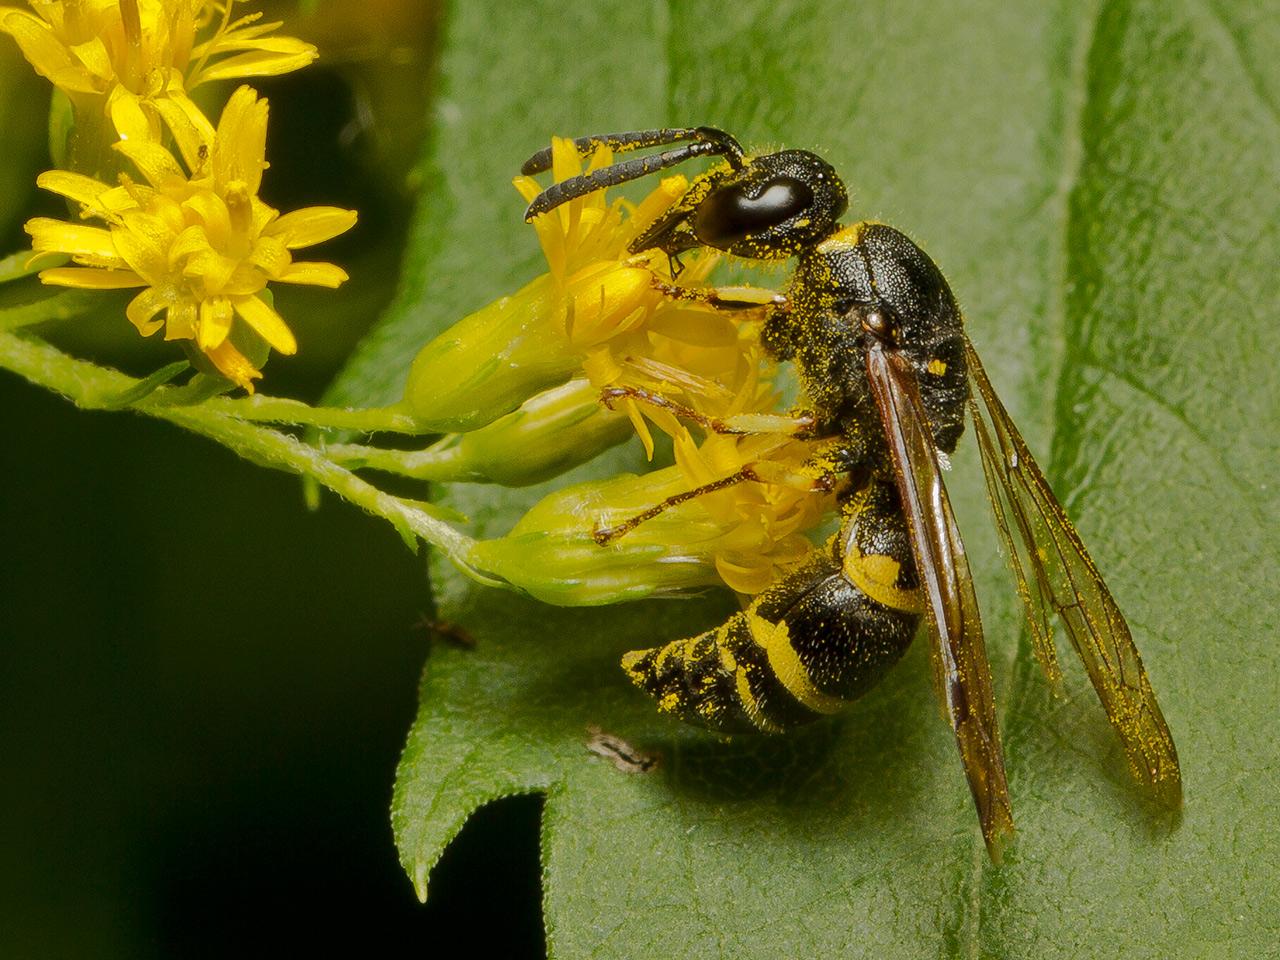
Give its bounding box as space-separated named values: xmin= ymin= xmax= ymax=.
xmin=630 ymin=150 xmax=847 ymax=261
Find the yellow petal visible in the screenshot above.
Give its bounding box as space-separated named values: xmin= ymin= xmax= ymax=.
xmin=165 ymin=300 xmax=198 ymax=341
xmin=214 ymin=33 xmax=317 ymax=55
xmin=167 ymin=224 xmax=212 ymax=267
xmin=38 ymin=266 xmax=147 ymax=289
xmin=264 ymin=207 xmax=357 ymax=249
xmin=249 ymin=197 xmax=278 ymax=234
xmin=114 ymin=138 xmax=186 ymax=188
xmin=197 ymin=297 xmax=233 ymax=350
xmin=152 ymin=89 xmax=215 ymax=171
xmin=715 ymin=555 xmax=779 ymax=596
xmin=232 ymin=293 xmax=296 ymax=354
xmin=67 ymin=36 xmax=112 ymax=83
xmin=0 ymin=10 xmax=99 ymax=93
xmin=111 ymin=212 xmax=174 ymax=282
xmin=166 ymin=6 xmax=196 ymax=69
xmin=276 ymin=261 xmax=348 ymax=288
xmin=247 ymin=235 xmax=290 ymax=278
xmin=622 ymin=399 xmax=656 ymax=461
xmin=196 ymin=45 xmax=318 ymax=83
xmin=549 ymin=136 xmax=585 ymax=185
xmin=180 ymin=192 xmax=232 ymax=245
xmin=213 ymin=85 xmax=268 ymax=196
xmin=191 ymin=20 xmax=280 ymax=55
xmin=220 ymin=262 xmax=271 ymax=297
xmin=97 ymin=182 xmax=150 ymax=215
xmin=108 ymin=89 xmax=158 ymax=144
xmin=34 ymin=170 xmax=112 ymax=209
xmin=184 ymin=247 xmax=240 ymax=294
xmin=126 ymin=287 xmax=170 ymax=336
xmin=204 ymin=339 xmax=261 ymax=392
xmin=25 ymin=217 xmax=119 ymax=260
xmin=512 ymin=175 xmax=539 ymax=204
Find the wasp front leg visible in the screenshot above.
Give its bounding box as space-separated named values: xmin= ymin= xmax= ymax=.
xmin=648 ymin=275 xmax=788 ymax=312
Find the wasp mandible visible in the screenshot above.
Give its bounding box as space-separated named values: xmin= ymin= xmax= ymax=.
xmin=521 ymin=127 xmax=1181 ymax=857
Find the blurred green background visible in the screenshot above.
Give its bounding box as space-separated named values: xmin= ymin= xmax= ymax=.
xmin=0 ymin=2 xmax=544 ymax=955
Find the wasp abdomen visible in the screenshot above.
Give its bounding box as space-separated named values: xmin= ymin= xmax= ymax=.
xmin=622 ymin=481 xmax=920 ymax=734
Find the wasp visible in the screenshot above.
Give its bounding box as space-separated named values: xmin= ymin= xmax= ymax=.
xmin=521 ymin=127 xmax=1181 ymax=857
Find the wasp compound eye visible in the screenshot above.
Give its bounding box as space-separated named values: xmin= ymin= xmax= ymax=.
xmin=692 ymin=176 xmax=815 ymax=248
xmin=680 ymin=149 xmax=848 ymax=259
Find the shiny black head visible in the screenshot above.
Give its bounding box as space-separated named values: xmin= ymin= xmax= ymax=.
xmin=520 ymin=127 xmax=848 ymax=261
xmin=633 ymin=148 xmax=847 ymax=260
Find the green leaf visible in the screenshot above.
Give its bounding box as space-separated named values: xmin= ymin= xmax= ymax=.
xmin=328 ymin=0 xmax=1279 ymax=955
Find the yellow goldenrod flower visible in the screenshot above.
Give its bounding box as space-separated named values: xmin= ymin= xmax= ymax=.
xmin=25 ymin=84 xmax=356 ymax=390
xmin=393 ymin=136 xmax=832 ymax=598
xmin=468 ymin=430 xmax=835 ymax=604
xmin=401 ymin=137 xmax=763 ymax=437
xmin=0 ymin=1 xmax=316 ymax=173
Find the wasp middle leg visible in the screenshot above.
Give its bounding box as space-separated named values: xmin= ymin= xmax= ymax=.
xmin=599 ymin=384 xmax=818 ymax=439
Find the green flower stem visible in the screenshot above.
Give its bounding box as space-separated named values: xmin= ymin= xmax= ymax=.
xmin=0 ymin=250 xmax=66 ymax=284
xmin=0 ymin=290 xmax=97 ymax=332
xmin=200 ymin=393 xmax=431 ymax=434
xmin=324 ymin=440 xmax=464 ymax=479
xmin=0 ymin=330 xmax=482 ymax=576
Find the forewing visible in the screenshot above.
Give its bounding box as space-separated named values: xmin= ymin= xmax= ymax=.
xmin=866 ymin=342 xmax=1014 ymax=858
xmin=964 ymin=340 xmax=1182 ymax=808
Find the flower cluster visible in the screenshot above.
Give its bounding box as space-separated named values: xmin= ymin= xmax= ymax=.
xmin=0 ymin=1 xmax=316 ymax=171
xmin=1 ymin=1 xmax=831 ymax=609
xmin=400 ymin=138 xmax=835 ymax=601
xmin=3 ymin=0 xmax=353 ymax=389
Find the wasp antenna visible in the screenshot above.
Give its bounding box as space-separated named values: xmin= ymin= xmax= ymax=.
xmin=520 ymin=126 xmax=742 ymax=176
xmin=523 ymin=133 xmax=744 ymax=221
xmin=522 ymin=128 xmax=697 ymax=175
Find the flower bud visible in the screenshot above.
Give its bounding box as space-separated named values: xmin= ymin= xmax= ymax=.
xmin=333 ymin=379 xmax=632 ymax=486
xmin=466 ymin=466 xmax=731 ymax=606
xmin=400 ymin=260 xmax=662 ymax=432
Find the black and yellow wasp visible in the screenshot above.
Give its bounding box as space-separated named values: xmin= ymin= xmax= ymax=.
xmin=521 ymin=127 xmax=1181 ymax=856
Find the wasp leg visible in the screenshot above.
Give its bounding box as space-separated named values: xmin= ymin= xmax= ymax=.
xmin=593 ymin=467 xmax=760 ymax=545
xmin=648 ymin=276 xmax=788 ymax=311
xmin=599 ymin=385 xmax=817 ymax=438
xmin=593 ymin=449 xmax=848 ymax=545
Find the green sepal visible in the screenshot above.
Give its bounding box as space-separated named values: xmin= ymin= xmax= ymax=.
xmin=400 ymin=273 xmax=581 ymax=432
xmin=100 ymin=361 xmax=190 ymax=410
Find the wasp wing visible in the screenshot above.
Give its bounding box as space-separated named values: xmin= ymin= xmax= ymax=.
xmin=963 ymin=340 xmax=1182 ymax=808
xmin=866 ymin=341 xmax=1015 ymax=859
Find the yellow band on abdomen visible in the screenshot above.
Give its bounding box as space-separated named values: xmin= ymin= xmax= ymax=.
xmin=842 ymin=544 xmax=923 ymax=614
xmin=749 ymin=612 xmax=848 ymax=715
